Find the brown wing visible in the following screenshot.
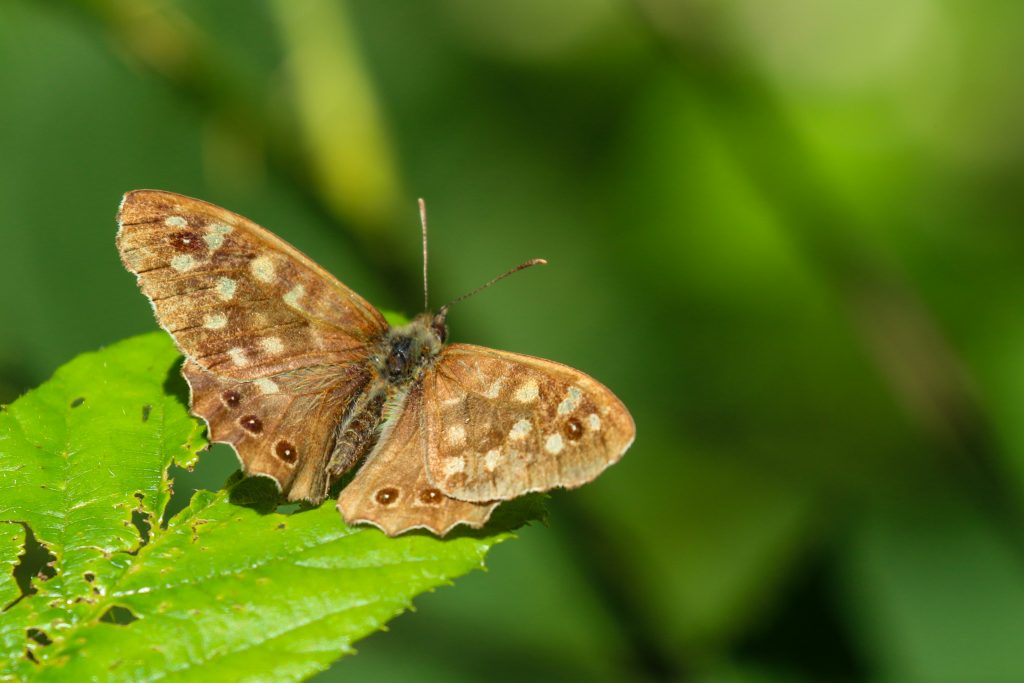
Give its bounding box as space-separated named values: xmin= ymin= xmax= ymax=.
xmin=183 ymin=360 xmax=370 ymax=504
xmin=423 ymin=344 xmax=635 ymax=503
xmin=337 ymin=385 xmax=498 ymax=536
xmin=117 ymin=190 xmax=387 ymax=379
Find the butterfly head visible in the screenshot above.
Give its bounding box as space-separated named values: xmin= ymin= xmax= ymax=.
xmin=383 ymin=311 xmax=448 ymax=382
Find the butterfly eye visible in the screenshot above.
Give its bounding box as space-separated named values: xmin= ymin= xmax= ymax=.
xmin=386 ymin=338 xmax=412 ymax=377
xmin=386 ymin=350 xmax=407 ymax=377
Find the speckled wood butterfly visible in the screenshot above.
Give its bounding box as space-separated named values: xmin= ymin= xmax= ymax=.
xmin=116 ymin=190 xmax=635 ymax=535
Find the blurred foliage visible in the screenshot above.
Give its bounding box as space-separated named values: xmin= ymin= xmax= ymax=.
xmin=2 ymin=1 xmax=1024 ymax=681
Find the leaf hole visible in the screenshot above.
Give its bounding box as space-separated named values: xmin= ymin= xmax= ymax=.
xmin=26 ymin=628 xmax=52 ymax=646
xmin=129 ymin=509 xmax=151 ymax=552
xmin=162 ymin=444 xmax=239 ymax=528
xmin=99 ymin=605 xmax=139 ymax=626
xmin=4 ymin=523 xmax=56 ymax=613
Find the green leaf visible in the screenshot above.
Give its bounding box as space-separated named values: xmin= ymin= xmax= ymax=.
xmin=0 ymin=523 xmax=22 ymax=610
xmin=0 ymin=334 xmax=525 ymax=681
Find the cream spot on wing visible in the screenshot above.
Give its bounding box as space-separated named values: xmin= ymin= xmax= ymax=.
xmin=558 ymin=386 xmax=583 ymax=415
xmin=447 ymin=424 xmax=466 ymax=445
xmin=442 ymin=396 xmax=462 ymax=407
xmin=203 ymin=312 xmax=228 ymax=330
xmin=250 ymin=255 xmax=275 ymax=283
xmin=164 ymin=216 xmax=187 ymax=228
xmin=170 ymin=254 xmax=195 ymax=272
xmin=283 ymin=283 xmax=305 ymax=309
xmin=509 ymin=419 xmax=532 ymax=441
xmin=587 ymin=413 xmax=601 ymax=431
xmin=515 ymin=378 xmax=539 ymax=403
xmin=216 ymin=276 xmax=237 ymax=301
xmin=254 ymin=378 xmax=279 ymax=394
xmin=484 ymin=448 xmax=502 ymax=471
xmin=203 ymin=222 xmax=232 ymax=250
xmin=484 ymin=379 xmax=503 ymax=399
xmin=544 ymin=433 xmax=564 ymax=455
xmin=443 ymin=456 xmax=466 ymax=476
xmin=228 ymin=348 xmax=248 ymax=366
xmin=261 ymin=337 xmax=285 ymax=354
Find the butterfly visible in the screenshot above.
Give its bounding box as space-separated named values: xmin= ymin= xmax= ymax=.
xmin=116 ymin=190 xmax=635 ymax=536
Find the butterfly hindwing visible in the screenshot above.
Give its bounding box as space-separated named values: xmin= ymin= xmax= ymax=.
xmin=183 ymin=360 xmax=372 ymax=503
xmin=423 ymin=344 xmax=635 ymax=503
xmin=337 ymin=384 xmax=498 ymax=536
xmin=117 ymin=190 xmax=387 ymax=380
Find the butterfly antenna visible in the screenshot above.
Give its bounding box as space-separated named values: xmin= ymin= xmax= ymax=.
xmin=441 ymin=258 xmax=548 ymax=313
xmin=419 ymin=198 xmax=429 ymax=311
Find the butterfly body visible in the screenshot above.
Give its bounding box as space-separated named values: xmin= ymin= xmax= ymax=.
xmin=117 ymin=190 xmax=634 ymax=536
xmin=324 ymin=313 xmax=447 ymax=490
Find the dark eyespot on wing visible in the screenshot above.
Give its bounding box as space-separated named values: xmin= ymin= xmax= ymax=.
xmin=375 ymin=487 xmax=399 ymax=506
xmin=275 ymin=440 xmax=298 ymax=464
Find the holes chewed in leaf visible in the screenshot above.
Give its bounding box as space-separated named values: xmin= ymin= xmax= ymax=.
xmin=419 ymin=488 xmax=443 ymax=505
xmin=239 ymin=415 xmax=263 ymax=434
xmin=221 ymin=390 xmax=241 ymax=408
xmin=26 ymin=628 xmax=52 ymax=645
xmin=99 ymin=605 xmax=139 ymax=625
xmin=275 ymin=440 xmax=297 ymax=464
xmin=564 ymin=417 xmax=584 ymax=441
xmin=375 ymin=487 xmax=399 ymax=506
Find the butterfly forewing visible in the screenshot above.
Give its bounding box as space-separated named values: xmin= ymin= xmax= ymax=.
xmin=183 ymin=360 xmax=371 ymax=503
xmin=337 ymin=385 xmax=498 ymax=536
xmin=423 ymin=345 xmax=635 ymax=503
xmin=117 ymin=190 xmax=387 ymax=380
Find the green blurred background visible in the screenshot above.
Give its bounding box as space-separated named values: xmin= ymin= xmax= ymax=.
xmin=3 ymin=1 xmax=1024 ymax=681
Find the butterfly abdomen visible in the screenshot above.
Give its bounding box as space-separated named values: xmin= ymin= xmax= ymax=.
xmin=327 ymin=389 xmax=388 ymax=480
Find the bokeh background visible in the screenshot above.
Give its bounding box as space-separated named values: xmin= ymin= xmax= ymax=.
xmin=3 ymin=2 xmax=1024 ymax=681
